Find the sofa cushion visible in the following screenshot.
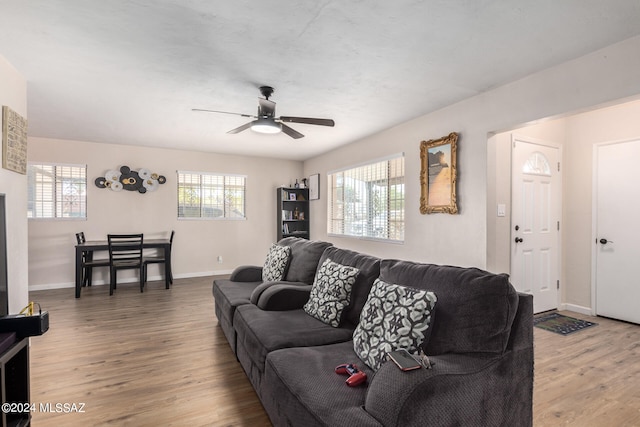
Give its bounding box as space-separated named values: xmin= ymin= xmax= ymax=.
xmin=353 ymin=278 xmax=437 ymax=371
xmin=315 ymin=246 xmax=381 ymax=326
xmin=212 ymin=278 xmax=261 ymax=325
xmin=379 ymin=260 xmax=519 ymax=356
xmin=263 ymin=341 xmax=378 ymax=427
xmin=278 ymin=237 xmax=333 ymax=284
xmin=303 ymin=258 xmax=360 ymax=327
xmin=262 ymin=244 xmax=291 ymax=281
xmin=234 ymin=304 xmax=355 ymax=372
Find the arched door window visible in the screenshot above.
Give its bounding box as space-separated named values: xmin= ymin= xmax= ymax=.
xmin=522 ymin=151 xmax=551 ymax=176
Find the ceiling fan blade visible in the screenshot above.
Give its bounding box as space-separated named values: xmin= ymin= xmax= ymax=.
xmin=192 ymin=108 xmax=255 ymax=118
xmin=227 ymin=121 xmax=253 ymax=134
xmin=280 ymin=123 xmax=304 ymax=139
xmin=258 ymin=98 xmax=276 ymax=117
xmin=279 ymin=116 xmax=335 ymax=127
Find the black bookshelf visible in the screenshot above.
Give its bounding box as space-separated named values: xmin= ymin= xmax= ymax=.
xmin=0 ymin=337 xmax=30 ymax=427
xmin=277 ymin=187 xmax=310 ymax=240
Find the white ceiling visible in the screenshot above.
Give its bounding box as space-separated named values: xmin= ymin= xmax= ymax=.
xmin=1 ymin=1 xmax=640 ymax=161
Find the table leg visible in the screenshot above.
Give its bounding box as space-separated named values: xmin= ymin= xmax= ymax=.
xmin=75 ymin=247 xmax=83 ymax=298
xmin=164 ymin=244 xmax=171 ymax=289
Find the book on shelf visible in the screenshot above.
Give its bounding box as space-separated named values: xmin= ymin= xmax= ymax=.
xmin=282 ymin=210 xmax=293 ymax=220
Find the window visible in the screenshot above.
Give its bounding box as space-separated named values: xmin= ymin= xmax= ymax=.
xmin=328 ymin=154 xmax=405 ymax=241
xmin=27 ymin=163 xmax=87 ymax=219
xmin=177 ymin=171 xmax=246 ymax=219
xmin=522 ymin=152 xmax=551 ymax=176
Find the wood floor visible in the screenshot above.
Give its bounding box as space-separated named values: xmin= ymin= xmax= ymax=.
xmin=26 ymin=276 xmax=639 ymax=427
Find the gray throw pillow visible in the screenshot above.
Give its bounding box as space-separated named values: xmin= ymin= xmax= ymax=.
xmin=353 ymin=278 xmax=437 ymax=371
xmin=262 ymin=244 xmax=291 ymax=282
xmin=303 ymin=258 xmax=360 ymax=327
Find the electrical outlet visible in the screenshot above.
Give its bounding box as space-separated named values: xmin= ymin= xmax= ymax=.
xmin=217 ymin=256 xmax=223 ymax=264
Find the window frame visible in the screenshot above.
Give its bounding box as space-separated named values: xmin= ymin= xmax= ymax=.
xmin=327 ymin=153 xmax=405 ymax=243
xmin=176 ymin=170 xmax=247 ymax=220
xmin=27 ymin=162 xmax=87 ymax=220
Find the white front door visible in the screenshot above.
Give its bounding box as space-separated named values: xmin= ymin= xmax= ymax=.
xmin=594 ymin=140 xmax=640 ymax=324
xmin=511 ymin=136 xmax=561 ymax=313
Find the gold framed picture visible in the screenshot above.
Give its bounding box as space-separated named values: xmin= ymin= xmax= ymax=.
xmin=420 ymin=132 xmax=458 ymax=214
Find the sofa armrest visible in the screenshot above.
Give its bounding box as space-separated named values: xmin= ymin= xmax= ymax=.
xmin=365 ymin=352 xmax=529 ymax=426
xmin=229 ymin=265 xmax=263 ymax=282
xmin=253 ymin=282 xmax=312 ymax=310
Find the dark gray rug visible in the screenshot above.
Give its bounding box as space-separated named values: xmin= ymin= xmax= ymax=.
xmin=533 ymin=312 xmax=597 ymax=335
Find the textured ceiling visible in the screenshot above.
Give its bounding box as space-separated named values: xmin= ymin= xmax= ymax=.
xmin=1 ymin=1 xmax=640 ymax=161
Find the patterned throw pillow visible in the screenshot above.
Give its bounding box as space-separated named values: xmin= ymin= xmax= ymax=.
xmin=353 ymin=278 xmax=437 ymax=371
xmin=262 ymin=244 xmax=291 ymax=282
xmin=303 ymin=258 xmax=360 ymax=327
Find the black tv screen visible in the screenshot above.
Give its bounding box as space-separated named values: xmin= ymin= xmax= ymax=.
xmin=0 ymin=194 xmax=8 ymax=317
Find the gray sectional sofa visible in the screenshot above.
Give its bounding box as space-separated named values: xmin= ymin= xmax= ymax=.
xmin=212 ymin=237 xmax=533 ymax=426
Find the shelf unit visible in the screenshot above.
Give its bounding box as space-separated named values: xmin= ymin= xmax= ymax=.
xmin=0 ymin=337 xmax=30 ymax=427
xmin=277 ymin=187 xmax=310 ymax=240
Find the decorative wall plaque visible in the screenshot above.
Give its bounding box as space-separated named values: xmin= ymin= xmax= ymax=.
xmin=95 ymin=165 xmax=166 ymax=193
xmin=2 ymin=106 xmax=28 ymax=174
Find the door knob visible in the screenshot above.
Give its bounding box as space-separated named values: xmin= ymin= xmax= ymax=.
xmin=515 ymin=237 xmax=523 ymax=243
xmin=599 ymin=238 xmax=613 ymax=244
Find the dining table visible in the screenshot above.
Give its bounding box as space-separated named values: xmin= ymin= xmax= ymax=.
xmin=75 ymin=238 xmax=172 ymax=298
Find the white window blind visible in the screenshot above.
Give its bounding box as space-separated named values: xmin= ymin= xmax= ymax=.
xmin=328 ymin=155 xmax=405 ymax=241
xmin=27 ymin=163 xmax=87 ymax=219
xmin=177 ymin=171 xmax=246 ymax=219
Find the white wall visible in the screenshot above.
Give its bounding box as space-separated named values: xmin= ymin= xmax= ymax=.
xmin=488 ymin=120 xmax=568 ymax=274
xmin=488 ymin=99 xmax=640 ymax=312
xmin=28 ymin=137 xmax=302 ymax=289
xmin=0 ymin=55 xmax=29 ymax=312
xmin=562 ymin=99 xmax=640 ymax=310
xmin=304 ymin=36 xmax=640 ymax=271
xmin=19 ymin=35 xmax=640 ymax=298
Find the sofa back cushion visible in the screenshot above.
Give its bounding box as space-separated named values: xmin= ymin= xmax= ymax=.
xmin=277 ymin=237 xmax=333 ymax=284
xmin=316 ymin=246 xmax=381 ymax=326
xmin=379 ymin=259 xmax=518 ymax=355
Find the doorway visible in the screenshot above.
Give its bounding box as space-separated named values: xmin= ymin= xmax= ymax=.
xmin=511 ymin=136 xmax=561 ymax=313
xmin=593 ymin=139 xmax=640 ymax=324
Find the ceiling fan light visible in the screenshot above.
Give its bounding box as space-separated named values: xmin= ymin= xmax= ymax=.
xmin=251 ymin=118 xmax=281 ymax=134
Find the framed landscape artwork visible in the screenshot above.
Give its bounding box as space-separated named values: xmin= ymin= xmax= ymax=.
xmin=420 ymin=132 xmax=459 ymax=214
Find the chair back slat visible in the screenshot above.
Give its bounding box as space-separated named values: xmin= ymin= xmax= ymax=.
xmin=108 ymin=234 xmax=143 ymax=264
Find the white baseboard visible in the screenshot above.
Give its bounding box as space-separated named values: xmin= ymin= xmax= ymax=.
xmin=558 ymin=303 xmax=593 ymax=316
xmin=28 ymin=269 xmax=235 ymax=292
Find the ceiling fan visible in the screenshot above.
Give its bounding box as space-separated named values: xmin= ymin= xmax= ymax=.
xmin=192 ymin=86 xmax=335 ymax=139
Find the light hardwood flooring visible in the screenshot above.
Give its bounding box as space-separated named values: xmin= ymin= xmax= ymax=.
xmin=26 ymin=276 xmax=639 ymax=426
xmin=532 ymin=311 xmax=640 ymax=427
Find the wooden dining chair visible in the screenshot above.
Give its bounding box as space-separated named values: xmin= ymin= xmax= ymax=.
xmin=143 ymin=230 xmax=174 ymax=287
xmin=76 ymin=232 xmax=110 ymax=287
xmin=108 ymin=234 xmax=144 ymax=295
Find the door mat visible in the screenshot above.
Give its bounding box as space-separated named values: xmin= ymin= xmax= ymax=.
xmin=533 ymin=312 xmax=597 ymax=336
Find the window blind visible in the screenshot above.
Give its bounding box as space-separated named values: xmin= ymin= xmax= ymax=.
xmin=177 ymin=171 xmax=246 ymax=219
xmin=328 ymin=155 xmax=404 ymax=241
xmin=27 ymin=163 xmax=87 ymax=219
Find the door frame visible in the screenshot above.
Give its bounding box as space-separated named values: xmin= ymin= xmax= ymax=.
xmin=590 ymin=138 xmax=636 ymax=316
xmin=510 ymin=134 xmax=563 ymax=312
